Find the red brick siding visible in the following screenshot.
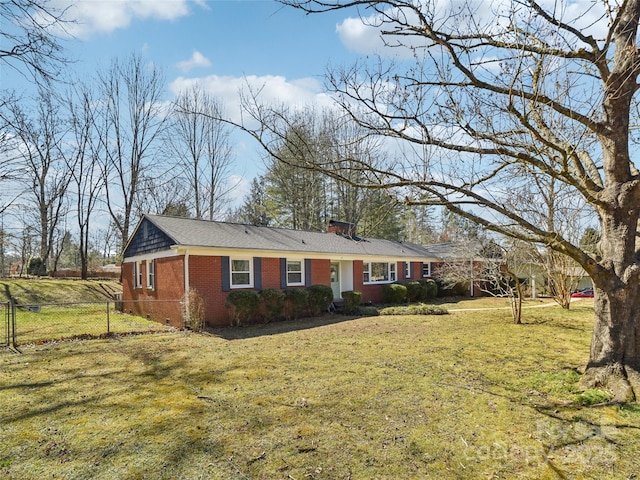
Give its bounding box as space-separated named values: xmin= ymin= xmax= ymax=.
xmin=188 ymin=255 xmax=227 ymax=327
xmin=186 ymin=256 xmax=336 ymax=327
xmin=310 ymin=259 xmax=330 ymax=285
xmin=121 ymin=257 xmax=184 ymax=327
xmin=262 ymin=257 xmax=282 ymax=289
xmin=408 ymin=261 xmax=418 ymax=280
xmin=127 ymin=254 xmax=437 ymax=328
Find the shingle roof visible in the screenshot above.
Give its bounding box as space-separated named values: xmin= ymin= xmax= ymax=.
xmin=425 ymin=241 xmax=487 ymax=260
xmin=144 ymin=214 xmax=435 ymax=259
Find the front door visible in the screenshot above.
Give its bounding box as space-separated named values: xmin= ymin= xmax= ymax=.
xmin=330 ymin=262 xmax=341 ymax=299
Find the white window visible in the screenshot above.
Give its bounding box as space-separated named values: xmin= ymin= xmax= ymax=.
xmin=133 ymin=261 xmax=143 ymax=289
xmin=422 ymin=262 xmax=431 ymax=278
xmin=404 ymin=261 xmax=410 ymax=279
xmin=363 ymin=262 xmax=397 ymax=284
xmin=231 ymin=258 xmax=253 ymax=288
xmin=286 ymin=259 xmax=304 ymax=286
xmin=146 ymin=259 xmax=155 ymax=289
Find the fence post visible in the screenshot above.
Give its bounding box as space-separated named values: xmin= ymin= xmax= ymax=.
xmin=11 ymin=301 xmax=16 ymax=347
xmin=3 ymin=302 xmax=8 ymax=347
xmin=107 ymin=301 xmax=110 ymax=334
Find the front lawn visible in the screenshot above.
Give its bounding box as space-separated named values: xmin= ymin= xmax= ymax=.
xmin=0 ymin=302 xmax=638 ymax=479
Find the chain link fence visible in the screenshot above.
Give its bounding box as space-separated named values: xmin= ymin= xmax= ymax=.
xmin=1 ymin=302 xmax=10 ymax=347
xmin=2 ymin=300 xmax=180 ymax=347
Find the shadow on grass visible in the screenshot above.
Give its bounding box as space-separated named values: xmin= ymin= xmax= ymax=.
xmin=208 ymin=313 xmax=366 ymax=340
xmin=0 ymin=344 xmax=235 ymax=479
xmin=437 ymin=377 xmax=639 ymax=479
xmin=524 ymin=317 xmax=588 ymax=331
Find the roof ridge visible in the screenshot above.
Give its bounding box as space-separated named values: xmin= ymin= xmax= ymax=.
xmin=147 ymin=214 xmax=330 ymax=235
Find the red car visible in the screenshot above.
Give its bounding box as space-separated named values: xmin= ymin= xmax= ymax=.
xmin=571 ymin=287 xmax=594 ymax=298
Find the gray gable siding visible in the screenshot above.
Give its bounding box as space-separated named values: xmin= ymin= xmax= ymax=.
xmin=123 ymin=217 xmax=176 ymax=258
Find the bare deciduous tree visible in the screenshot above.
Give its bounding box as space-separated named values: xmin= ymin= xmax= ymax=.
xmin=66 ymin=82 xmax=105 ymax=279
xmin=0 ymin=0 xmax=68 ymax=84
xmin=245 ymin=0 xmax=640 ymax=400
xmin=510 ymin=171 xmax=590 ymax=309
xmin=0 ymin=87 xmax=72 ymax=275
xmin=168 ymin=85 xmax=235 ymax=220
xmin=434 ymin=239 xmax=526 ymax=324
xmin=96 ymin=54 xmax=166 ymax=253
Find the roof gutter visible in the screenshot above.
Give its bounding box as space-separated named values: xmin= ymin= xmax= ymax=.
xmin=183 ymin=248 xmax=190 ymax=329
xmin=184 ymin=248 xmax=190 ymax=295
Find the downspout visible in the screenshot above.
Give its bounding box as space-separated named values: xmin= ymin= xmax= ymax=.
xmin=183 ymin=248 xmax=190 ymax=329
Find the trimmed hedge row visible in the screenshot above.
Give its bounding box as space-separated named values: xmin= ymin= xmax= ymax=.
xmin=381 ymin=279 xmax=439 ymax=304
xmin=225 ymin=284 xmax=334 ymax=326
xmin=378 ymin=304 xmax=448 ymax=316
xmin=225 ymin=278 xmax=450 ymax=325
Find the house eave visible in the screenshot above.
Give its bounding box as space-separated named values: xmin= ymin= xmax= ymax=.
xmin=171 ymin=245 xmax=438 ymax=262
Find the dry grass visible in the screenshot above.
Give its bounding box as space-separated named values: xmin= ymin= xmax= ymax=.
xmin=11 ymin=304 xmax=172 ymax=345
xmin=1 ymin=301 xmax=639 ymax=479
xmin=0 ymin=279 xmax=121 ymax=305
xmin=1 ymin=279 xmax=169 ymax=345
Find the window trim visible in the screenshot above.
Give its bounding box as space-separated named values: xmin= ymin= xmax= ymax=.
xmin=363 ymin=261 xmax=397 ymax=284
xmin=133 ymin=260 xmax=143 ymax=289
xmin=422 ymin=262 xmax=431 ymax=278
xmin=230 ymin=257 xmax=254 ymax=289
xmin=146 ymin=259 xmax=155 ymax=290
xmin=404 ymin=261 xmax=410 ymax=279
xmin=286 ymin=258 xmax=305 ymax=287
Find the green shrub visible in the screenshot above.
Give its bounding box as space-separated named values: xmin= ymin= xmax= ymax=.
xmin=307 ymin=284 xmax=334 ymax=316
xmin=27 ymin=257 xmax=46 ymax=276
xmin=399 ymin=281 xmax=422 ymax=302
xmin=436 ymin=278 xmax=469 ymax=297
xmin=358 ymin=305 xmax=379 ymax=317
xmin=417 ymin=280 xmax=428 ymax=302
xmin=259 ymin=289 xmax=285 ymax=323
xmin=225 ymin=290 xmax=260 ymax=326
xmin=341 ymin=290 xmax=362 ymax=315
xmin=284 ymin=288 xmax=309 ymax=320
xmin=423 ymin=278 xmax=438 ymax=299
xmin=382 ymin=283 xmax=407 ymax=304
xmin=378 ymin=304 xmax=448 ymax=316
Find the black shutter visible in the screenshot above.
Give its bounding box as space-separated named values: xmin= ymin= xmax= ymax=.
xmin=222 ymin=256 xmax=230 ymax=292
xmin=254 ymin=257 xmax=262 ymax=290
xmin=280 ymin=258 xmax=287 ymax=288
xmin=410 ymin=262 xmax=415 ymax=279
xmin=305 ymin=259 xmax=312 ymax=287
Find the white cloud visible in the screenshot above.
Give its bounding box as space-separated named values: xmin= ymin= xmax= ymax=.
xmin=336 ymin=16 xmax=386 ymax=56
xmin=53 ymin=0 xmax=200 ymax=38
xmin=169 ymin=74 xmax=334 ymax=125
xmin=176 ymin=51 xmax=211 ymax=73
xmin=336 ymin=0 xmax=610 ymax=57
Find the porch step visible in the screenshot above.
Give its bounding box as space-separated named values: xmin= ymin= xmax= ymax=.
xmin=329 ymin=299 xmax=344 ymax=313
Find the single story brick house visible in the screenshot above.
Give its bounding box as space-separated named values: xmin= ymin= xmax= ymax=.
xmin=121 ymin=214 xmax=440 ymax=327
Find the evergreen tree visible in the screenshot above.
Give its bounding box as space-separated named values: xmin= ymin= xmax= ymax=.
xmin=240 ymin=177 xmax=271 ymax=226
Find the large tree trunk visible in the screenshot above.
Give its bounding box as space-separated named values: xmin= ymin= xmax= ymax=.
xmin=582 ymin=203 xmax=640 ymax=402
xmin=583 ymin=284 xmax=640 ymax=402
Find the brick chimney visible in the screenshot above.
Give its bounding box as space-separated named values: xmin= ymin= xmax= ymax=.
xmin=327 ymin=220 xmax=357 ymax=237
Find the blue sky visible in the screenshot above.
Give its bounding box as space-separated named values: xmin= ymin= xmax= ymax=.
xmin=10 ymin=0 xmax=378 ymax=192
xmin=65 ymin=1 xmax=360 ymax=79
